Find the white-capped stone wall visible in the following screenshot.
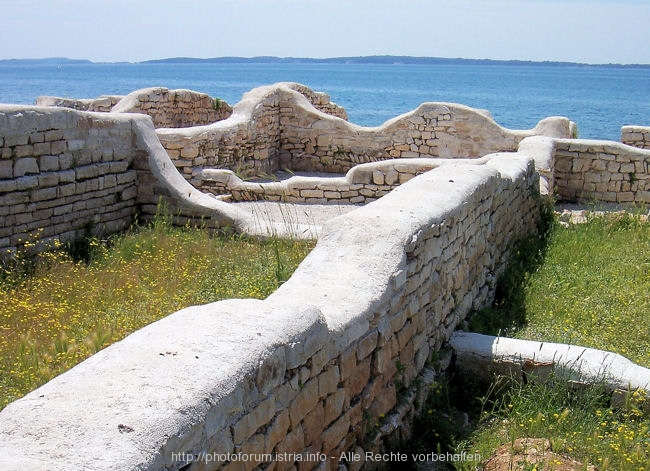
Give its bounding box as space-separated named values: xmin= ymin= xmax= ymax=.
xmin=0 ymin=105 xmax=252 ymax=255
xmin=201 ymin=157 xmax=488 ymax=204
xmin=157 ymin=83 xmax=575 ymax=186
xmin=0 ymin=149 xmax=543 ymax=471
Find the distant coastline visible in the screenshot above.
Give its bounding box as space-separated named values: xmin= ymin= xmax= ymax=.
xmin=2 ymin=55 xmax=649 ymax=68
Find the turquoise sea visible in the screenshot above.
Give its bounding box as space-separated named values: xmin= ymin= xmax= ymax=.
xmin=1 ymin=62 xmax=649 ymax=141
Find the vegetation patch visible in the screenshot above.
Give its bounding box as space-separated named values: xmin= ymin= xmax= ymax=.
xmin=407 ymin=208 xmax=649 ymax=470
xmin=0 ymin=215 xmax=314 ymax=410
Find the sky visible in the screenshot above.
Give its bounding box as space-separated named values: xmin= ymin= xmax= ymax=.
xmin=1 ymin=0 xmax=650 ymax=64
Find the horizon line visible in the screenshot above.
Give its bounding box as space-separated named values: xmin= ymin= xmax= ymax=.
xmin=1 ymin=55 xmax=650 ymax=67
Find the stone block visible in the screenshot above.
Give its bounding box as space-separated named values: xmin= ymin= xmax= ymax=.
xmin=14 ymin=158 xmax=39 ymax=177
xmin=0 ymin=160 xmax=13 ymax=179
xmin=237 ymin=433 xmax=266 ymax=469
xmin=343 ymin=357 xmax=371 ymax=398
xmin=67 ymin=139 xmax=86 ymax=151
xmin=302 ymin=401 xmax=325 ymax=446
xmin=265 ymin=409 xmax=290 ymax=451
xmin=356 ymin=331 xmax=378 ymax=361
xmin=256 ymin=347 xmax=287 ymax=396
xmin=318 ymin=366 xmax=340 ymax=397
xmin=289 ymin=377 xmax=320 ymax=428
xmin=15 ymin=176 xmax=38 ymax=190
xmin=323 ymin=389 xmax=346 ymax=427
xmin=321 ymin=413 xmax=351 ymax=455
xmin=75 ymin=165 xmax=100 ymax=180
xmin=339 ymin=348 xmax=357 ymax=380
xmin=232 ymin=395 xmax=276 ymax=444
xmin=275 ymin=423 xmax=305 ymax=457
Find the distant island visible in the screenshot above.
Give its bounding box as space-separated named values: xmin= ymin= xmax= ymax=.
xmin=141 ymin=55 xmax=650 ymax=68
xmin=2 ymin=55 xmax=649 ymax=68
xmin=0 ymin=57 xmax=93 ymax=65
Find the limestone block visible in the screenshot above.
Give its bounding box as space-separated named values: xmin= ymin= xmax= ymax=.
xmin=369 ymin=382 xmax=397 ymax=418
xmin=38 ymin=173 xmax=60 ymax=188
xmin=265 ymin=409 xmax=291 ymax=451
xmin=321 ymin=413 xmax=351 ymax=454
xmin=237 ymin=433 xmax=266 ymax=469
xmin=617 ymin=192 xmax=635 ymax=202
xmin=0 ymin=160 xmax=13 ymax=179
xmin=15 ymin=175 xmax=38 ymax=190
xmin=323 ymin=389 xmax=346 ymax=428
xmin=379 ymin=169 xmax=397 ymax=186
xmin=302 ymin=402 xmax=325 ymax=446
xmin=318 ymin=366 xmax=340 ymax=397
xmin=339 ymin=348 xmax=357 ymax=381
xmin=275 ymin=423 xmax=305 ymax=459
xmin=14 ymin=157 xmax=39 ymax=177
xmin=343 ymin=357 xmax=371 ymax=398
xmin=0 ymin=179 xmax=17 ymax=193
xmin=289 ymin=378 xmax=320 ymax=428
xmin=620 ymin=163 xmax=635 ymax=173
xmin=356 ymin=332 xmax=378 ymax=362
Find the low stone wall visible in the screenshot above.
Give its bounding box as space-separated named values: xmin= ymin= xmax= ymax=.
xmin=157 ymin=83 xmax=352 ymax=182
xmin=283 ymin=83 xmax=348 ymax=121
xmin=450 ymin=332 xmax=650 ymax=400
xmin=201 ymin=157 xmax=487 ymax=204
xmin=111 ymin=87 xmax=233 ymax=128
xmin=157 ymin=82 xmax=574 ymax=183
xmin=0 ymin=106 xmax=140 ymax=252
xmin=0 ymin=105 xmax=254 ymax=254
xmin=553 ymin=138 xmax=650 ymax=203
xmin=621 ymin=125 xmax=650 ymax=150
xmin=0 ymin=148 xmax=543 ymax=470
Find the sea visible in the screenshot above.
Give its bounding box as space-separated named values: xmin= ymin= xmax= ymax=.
xmin=1 ymin=61 xmax=649 ymax=141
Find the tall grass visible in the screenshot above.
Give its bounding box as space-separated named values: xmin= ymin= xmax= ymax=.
xmin=0 ymin=217 xmax=313 ymax=410
xmin=415 ymin=209 xmax=650 ymax=470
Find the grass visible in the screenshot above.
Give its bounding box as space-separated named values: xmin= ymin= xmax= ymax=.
xmin=515 ymin=212 xmax=649 ymax=367
xmin=413 ymin=207 xmax=650 ymax=470
xmin=0 ymin=215 xmax=314 ymax=410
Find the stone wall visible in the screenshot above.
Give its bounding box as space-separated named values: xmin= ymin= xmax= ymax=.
xmin=0 ymin=106 xmax=140 ymax=252
xmin=156 ymin=83 xmax=352 ymax=183
xmin=201 ymin=157 xmax=487 ymax=204
xmin=157 ymin=83 xmax=575 ymax=184
xmin=0 ymin=105 xmax=254 ymax=255
xmin=621 ymin=125 xmax=650 ymax=150
xmin=553 ymin=138 xmax=650 ymax=204
xmin=111 ymin=87 xmax=233 ymax=128
xmin=0 ymin=148 xmax=543 ymax=471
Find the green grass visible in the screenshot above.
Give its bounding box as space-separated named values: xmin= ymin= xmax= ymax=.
xmin=516 ymin=213 xmax=649 ymax=367
xmin=0 ymin=217 xmax=314 ymax=410
xmin=419 ymin=209 xmax=650 ymax=470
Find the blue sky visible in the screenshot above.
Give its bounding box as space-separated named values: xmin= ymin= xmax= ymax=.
xmin=1 ymin=0 xmax=649 ymax=64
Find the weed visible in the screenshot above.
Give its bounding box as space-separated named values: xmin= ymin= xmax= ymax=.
xmin=440 ymin=209 xmax=649 ymax=469
xmin=0 ymin=209 xmax=314 ymax=410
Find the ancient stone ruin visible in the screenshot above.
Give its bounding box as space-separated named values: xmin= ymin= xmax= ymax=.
xmin=0 ymin=83 xmax=648 ymax=470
